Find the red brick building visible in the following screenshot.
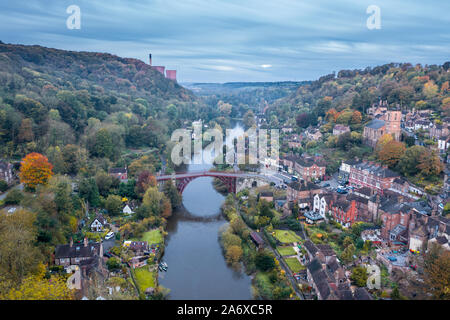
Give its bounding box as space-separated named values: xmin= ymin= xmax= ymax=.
xmin=348 ymin=161 xmax=399 ymax=194
xmin=330 ymin=198 xmax=357 ymax=228
xmin=378 ymin=200 xmax=410 ymax=242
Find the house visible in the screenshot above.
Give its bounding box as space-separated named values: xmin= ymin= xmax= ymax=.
xmin=378 ymin=201 xmax=410 ymax=242
xmin=316 ymin=244 xmax=336 ymax=264
xmin=338 ymin=159 xmax=360 ymax=182
xmin=348 ymin=160 xmax=400 ymax=194
xmin=287 ymin=180 xmax=322 ymax=203
xmin=313 ymin=193 xmax=334 ymax=220
xmin=430 ymin=124 xmax=449 ymax=140
xmin=55 ymin=238 xmax=103 ymax=267
xmin=438 ymin=136 xmax=450 ymax=153
xmin=363 ymin=110 xmax=401 ymax=147
xmin=354 ymin=287 xmax=373 ymax=300
xmin=346 ymin=193 xmax=371 ymax=223
xmin=90 ymin=214 xmax=107 ymax=232
xmin=333 ymin=125 xmax=350 ymax=136
xmin=0 ymin=160 xmax=14 ymax=185
xmin=306 ymin=128 xmax=323 ymax=141
xmin=109 ymin=167 xmax=128 ymax=182
xmin=259 ymin=191 xmax=274 ymax=203
xmin=123 ymin=205 xmax=134 ymax=216
xmin=306 ymin=258 xmax=336 ymax=300
xmin=414 ymin=120 xmax=432 ymax=131
xmin=250 ymin=232 xmax=264 ymax=249
xmin=304 ymin=210 xmax=325 ymax=224
xmin=303 ymin=240 xmax=319 ymax=260
xmin=330 ymin=198 xmax=357 ymax=228
xmin=294 ymin=157 xmax=327 ymax=181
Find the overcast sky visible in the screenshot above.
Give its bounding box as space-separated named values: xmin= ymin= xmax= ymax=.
xmin=0 ymin=0 xmax=448 ymax=82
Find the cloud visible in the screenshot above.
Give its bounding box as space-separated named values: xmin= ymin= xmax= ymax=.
xmin=0 ymin=0 xmax=448 ymax=82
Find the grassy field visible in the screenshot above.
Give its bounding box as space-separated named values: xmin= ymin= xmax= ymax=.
xmin=277 ymin=246 xmax=296 ymax=256
xmin=134 ymin=266 xmax=156 ymax=293
xmin=284 ymin=257 xmax=305 ymax=273
xmin=133 ymin=229 xmax=163 ymax=244
xmin=273 ymin=230 xmax=302 ymax=244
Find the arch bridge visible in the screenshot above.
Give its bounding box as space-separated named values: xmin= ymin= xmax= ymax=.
xmin=156 ymin=171 xmax=268 ymax=194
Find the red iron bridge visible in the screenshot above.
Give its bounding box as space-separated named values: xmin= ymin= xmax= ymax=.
xmin=156 ymin=171 xmax=268 ymax=194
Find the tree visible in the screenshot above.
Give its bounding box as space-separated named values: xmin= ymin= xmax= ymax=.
xmin=0 ymin=180 xmax=7 ymax=192
xmin=296 ymin=113 xmax=311 ymax=128
xmin=343 ymin=236 xmax=353 ymax=248
xmin=92 ymin=128 xmax=113 ymax=159
xmin=225 ymin=245 xmax=243 ymax=264
xmin=423 ymin=243 xmax=450 ymax=299
xmin=0 ymin=209 xmax=42 ymax=287
xmin=79 ymin=177 xmax=100 ymax=207
xmin=105 ymin=195 xmax=123 ymax=216
xmin=135 ymin=171 xmax=157 ymax=197
xmin=0 ymin=264 xmax=73 ymax=300
xmin=243 ymin=110 xmax=256 ymax=128
xmin=162 ymin=180 xmax=181 ymax=209
xmin=377 ymin=141 xmax=406 ymax=167
xmin=341 ymin=244 xmax=356 ymax=264
xmin=19 ymin=153 xmax=54 ymax=190
xmin=17 ymin=118 xmax=34 ymax=143
xmin=350 ymin=266 xmax=368 ymax=287
xmin=106 ymin=257 xmax=121 ymax=271
xmin=255 ymin=250 xmax=275 ymax=271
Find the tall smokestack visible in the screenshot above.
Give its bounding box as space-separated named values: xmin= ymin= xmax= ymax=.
xmin=149 ymin=53 xmax=152 ymax=66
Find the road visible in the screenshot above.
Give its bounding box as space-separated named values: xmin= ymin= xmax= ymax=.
xmin=0 ymin=183 xmax=23 ymax=201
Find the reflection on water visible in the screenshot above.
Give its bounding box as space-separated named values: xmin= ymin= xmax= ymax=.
xmin=158 ymin=122 xmax=252 ymax=300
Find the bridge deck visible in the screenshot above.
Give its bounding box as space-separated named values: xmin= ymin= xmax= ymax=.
xmin=156 ymin=171 xmax=263 ymax=181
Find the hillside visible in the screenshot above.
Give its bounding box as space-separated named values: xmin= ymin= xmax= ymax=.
xmin=0 ymin=43 xmax=206 ymax=161
xmin=266 ymin=62 xmax=450 ymax=128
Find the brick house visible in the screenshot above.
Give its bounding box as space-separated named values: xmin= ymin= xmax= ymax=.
xmin=429 ymin=124 xmax=449 ymax=140
xmin=287 ymin=181 xmax=323 ymax=203
xmin=378 ymin=201 xmax=410 ymax=242
xmin=330 ymin=198 xmax=357 ymax=228
xmin=55 ymin=238 xmax=103 ymax=267
xmin=348 ymin=161 xmax=399 ymax=194
xmin=109 ymin=167 xmax=128 ymax=182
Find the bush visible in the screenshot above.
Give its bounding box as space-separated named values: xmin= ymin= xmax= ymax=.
xmin=4 ymin=189 xmax=24 ymax=205
xmin=0 ymin=180 xmax=8 ymax=192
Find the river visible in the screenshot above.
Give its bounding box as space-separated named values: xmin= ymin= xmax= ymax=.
xmin=158 ymin=122 xmax=253 ymax=300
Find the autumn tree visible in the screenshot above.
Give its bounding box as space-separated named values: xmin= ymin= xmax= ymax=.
xmin=350 ymin=266 xmax=368 ymax=287
xmin=377 ymin=140 xmax=406 ymax=167
xmin=0 ymin=264 xmax=73 ymax=300
xmin=19 ymin=152 xmax=54 ymax=190
xmin=0 ymin=209 xmax=42 ymax=289
xmin=162 ymin=180 xmax=181 ymax=209
xmin=225 ymin=245 xmax=243 ymax=265
xmin=423 ymin=243 xmax=450 ymax=300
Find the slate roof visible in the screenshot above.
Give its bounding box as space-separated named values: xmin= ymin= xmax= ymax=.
xmin=304 ymin=240 xmax=319 ymax=256
xmin=250 ymin=232 xmax=264 ymax=246
xmin=365 ymin=119 xmax=385 ymax=129
xmin=347 ymin=193 xmax=369 ymax=205
xmin=351 ymin=162 xmax=399 ymax=178
xmin=109 ymin=167 xmax=127 ymax=174
xmin=354 ymin=287 xmax=372 ymax=300
xmin=55 ymin=242 xmax=101 ymax=259
xmin=326 ymin=257 xmax=340 ymax=273
xmin=317 ymin=244 xmax=336 ymax=257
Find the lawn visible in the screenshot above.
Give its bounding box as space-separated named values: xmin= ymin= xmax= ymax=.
xmin=134 ymin=266 xmax=156 ymax=293
xmin=134 ymin=229 xmax=163 ymax=244
xmin=277 ymin=246 xmax=296 ymax=256
xmin=273 ymin=230 xmax=302 ymax=244
xmin=284 ymin=257 xmax=305 ymax=273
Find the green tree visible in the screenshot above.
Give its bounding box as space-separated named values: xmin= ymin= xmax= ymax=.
xmin=255 ymin=250 xmax=275 ymax=272
xmin=105 ymin=195 xmax=123 ymax=216
xmin=350 ymin=266 xmax=368 ymax=287
xmin=79 ymin=178 xmax=100 ymax=207
xmin=162 ymin=180 xmax=181 ymax=209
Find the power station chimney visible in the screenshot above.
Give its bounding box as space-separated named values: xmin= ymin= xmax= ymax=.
xmin=149 ymin=53 xmax=152 ymax=66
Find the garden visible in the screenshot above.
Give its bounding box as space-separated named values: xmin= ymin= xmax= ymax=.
xmin=273 ymin=229 xmax=302 ymax=244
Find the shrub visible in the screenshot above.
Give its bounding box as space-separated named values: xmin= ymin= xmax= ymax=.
xmin=0 ymin=180 xmax=8 ymax=192
xmin=4 ymin=189 xmax=24 ymax=205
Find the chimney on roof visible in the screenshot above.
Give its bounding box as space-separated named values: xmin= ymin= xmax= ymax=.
xmin=70 ymin=237 xmax=73 ymax=248
xmin=84 ymin=237 xmax=88 ymax=247
xmin=149 ymin=53 xmax=152 ymax=66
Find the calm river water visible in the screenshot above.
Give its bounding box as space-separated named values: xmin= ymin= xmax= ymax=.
xmin=158 ymin=122 xmax=253 ymax=300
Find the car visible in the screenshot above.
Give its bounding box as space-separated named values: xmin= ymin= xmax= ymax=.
xmin=105 ymin=231 xmax=115 ymax=240
xmin=323 ymin=183 xmax=330 ymax=187
xmin=104 ymin=252 xmax=112 ymax=258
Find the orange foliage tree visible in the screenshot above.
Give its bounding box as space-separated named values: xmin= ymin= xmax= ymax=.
xmin=19 ymin=153 xmax=54 ymax=190
xmin=377 ymin=141 xmax=406 ymax=167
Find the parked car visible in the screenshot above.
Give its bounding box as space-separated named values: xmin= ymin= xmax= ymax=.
xmin=105 ymin=231 xmax=115 ymax=240
xmin=323 ymin=183 xmax=330 ymax=187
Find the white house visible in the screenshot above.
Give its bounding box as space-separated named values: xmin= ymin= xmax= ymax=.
xmin=313 ymin=194 xmax=332 ymax=220
xmin=438 ymin=136 xmax=449 ymax=153
xmin=90 ymin=214 xmax=107 ymax=232
xmin=123 ymin=205 xmax=134 ymax=215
